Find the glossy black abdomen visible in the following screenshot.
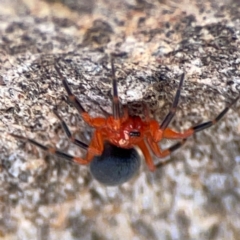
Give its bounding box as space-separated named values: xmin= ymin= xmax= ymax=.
xmin=90 ymin=142 xmax=141 ymax=186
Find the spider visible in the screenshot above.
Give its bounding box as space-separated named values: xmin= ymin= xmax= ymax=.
xmin=11 ymin=60 xmax=240 ymax=186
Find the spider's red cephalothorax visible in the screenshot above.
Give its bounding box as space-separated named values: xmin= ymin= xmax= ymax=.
xmin=10 ymin=59 xmax=240 ymax=186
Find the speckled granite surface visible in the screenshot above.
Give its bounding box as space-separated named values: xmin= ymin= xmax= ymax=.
xmin=0 ymin=0 xmax=240 ymax=239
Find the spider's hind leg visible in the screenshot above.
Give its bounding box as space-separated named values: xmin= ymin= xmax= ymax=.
xmin=155 ymin=139 xmax=187 ymax=169
xmin=9 ymin=133 xmax=89 ymax=165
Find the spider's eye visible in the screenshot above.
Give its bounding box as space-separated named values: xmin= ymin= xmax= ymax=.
xmin=129 ymin=131 xmax=141 ymax=137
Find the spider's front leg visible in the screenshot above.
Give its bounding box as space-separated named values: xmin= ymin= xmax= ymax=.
xmin=161 ymin=94 xmax=240 ymax=140
xmin=153 ymin=71 xmax=239 ymax=142
xmin=151 ymin=93 xmax=239 ymax=169
xmin=147 ymin=94 xmax=239 ymax=170
xmin=55 ymin=64 xmax=107 ymax=129
xmin=148 ymin=73 xmax=189 ymax=142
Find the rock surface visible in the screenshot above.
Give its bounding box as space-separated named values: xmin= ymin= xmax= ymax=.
xmin=0 ymin=0 xmax=240 ymax=239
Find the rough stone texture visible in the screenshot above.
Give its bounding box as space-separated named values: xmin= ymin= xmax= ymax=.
xmin=0 ymin=0 xmax=240 ymax=239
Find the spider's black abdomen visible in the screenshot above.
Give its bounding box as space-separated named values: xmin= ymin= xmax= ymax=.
xmin=90 ymin=142 xmax=141 ymax=186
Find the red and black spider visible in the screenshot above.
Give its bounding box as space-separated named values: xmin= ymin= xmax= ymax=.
xmin=11 ymin=60 xmax=240 ymax=186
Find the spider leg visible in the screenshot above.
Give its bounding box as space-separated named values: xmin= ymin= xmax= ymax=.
xmin=160 ymin=73 xmax=185 ymax=130
xmin=147 ymin=136 xmax=178 ymax=158
xmin=137 ymin=137 xmax=186 ymax=171
xmin=155 ymin=139 xmax=187 ymax=168
xmin=142 ymin=102 xmax=151 ymax=122
xmin=122 ymin=106 xmax=129 ymax=121
xmin=53 ymin=109 xmax=88 ymax=150
xmin=110 ymin=57 xmax=121 ymax=120
xmin=85 ymin=130 xmax=105 ymax=159
xmin=9 ymin=133 xmax=89 ymax=165
xmin=55 ymin=64 xmax=106 ymax=128
xmin=189 ymin=95 xmax=240 ymax=133
xmin=163 ymin=95 xmax=240 ymax=139
xmin=150 ymin=95 xmax=239 ymax=169
xmin=53 ymin=109 xmax=104 ymax=156
xmin=55 ymin=64 xmax=86 ymax=114
xmin=137 ymin=140 xmax=156 ymax=171
xmin=146 ymin=135 xmax=187 ymax=169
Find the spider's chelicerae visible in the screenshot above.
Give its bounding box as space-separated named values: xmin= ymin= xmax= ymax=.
xmin=11 ymin=60 xmax=240 ymax=186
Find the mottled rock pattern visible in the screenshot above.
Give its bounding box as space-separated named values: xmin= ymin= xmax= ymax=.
xmin=0 ymin=0 xmax=240 ymax=239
